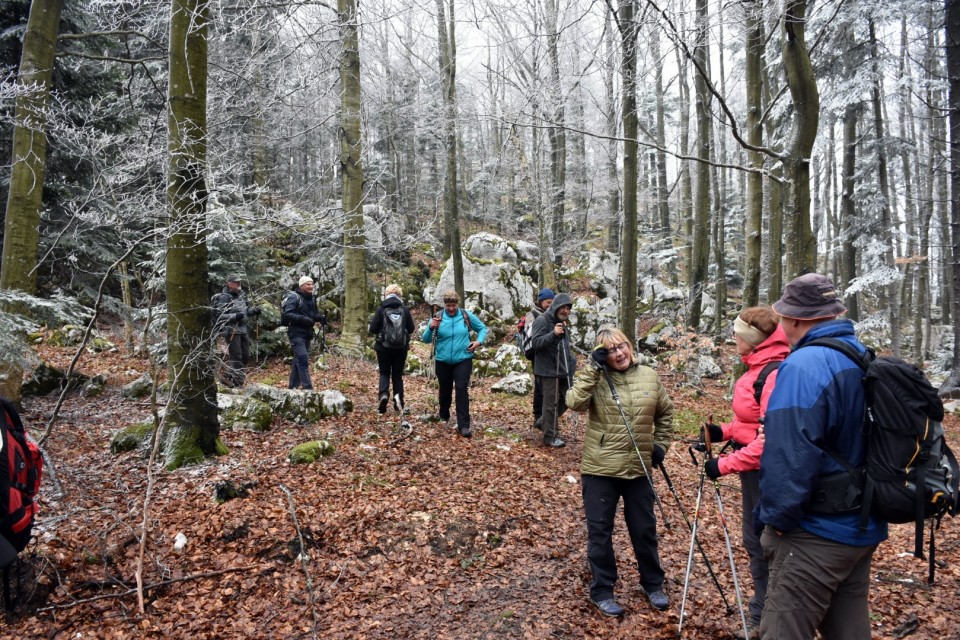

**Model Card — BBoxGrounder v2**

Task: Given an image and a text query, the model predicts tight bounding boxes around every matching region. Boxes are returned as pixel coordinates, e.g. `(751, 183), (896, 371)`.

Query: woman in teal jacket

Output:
(421, 290), (487, 438)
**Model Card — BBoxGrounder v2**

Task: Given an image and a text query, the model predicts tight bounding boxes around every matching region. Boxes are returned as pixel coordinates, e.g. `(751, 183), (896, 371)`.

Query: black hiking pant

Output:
(377, 348), (407, 408)
(436, 359), (472, 430)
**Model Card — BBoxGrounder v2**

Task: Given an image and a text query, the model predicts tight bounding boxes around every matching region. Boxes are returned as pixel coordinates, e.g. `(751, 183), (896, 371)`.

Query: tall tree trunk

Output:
(868, 18), (901, 356)
(546, 0), (566, 268)
(164, 0), (221, 470)
(688, 0), (711, 329)
(618, 0), (639, 345)
(436, 0), (464, 300)
(651, 22), (670, 239)
(677, 15), (692, 288)
(944, 0), (960, 391)
(743, 0), (764, 307)
(338, 0), (367, 356)
(762, 60), (784, 301)
(781, 0), (819, 278)
(603, 10), (620, 253)
(0, 0), (63, 403)
(840, 103), (860, 321)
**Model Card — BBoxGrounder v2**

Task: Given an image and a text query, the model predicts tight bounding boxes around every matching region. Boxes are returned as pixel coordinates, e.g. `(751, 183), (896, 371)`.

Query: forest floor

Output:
(3, 331), (959, 640)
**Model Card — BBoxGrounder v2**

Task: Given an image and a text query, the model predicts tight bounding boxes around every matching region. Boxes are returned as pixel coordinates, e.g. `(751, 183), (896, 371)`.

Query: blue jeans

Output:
(288, 335), (313, 390)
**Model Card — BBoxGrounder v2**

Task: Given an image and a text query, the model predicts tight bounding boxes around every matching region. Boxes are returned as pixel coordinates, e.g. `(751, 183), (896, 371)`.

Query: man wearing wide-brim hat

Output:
(755, 273), (887, 640)
(212, 274), (261, 387)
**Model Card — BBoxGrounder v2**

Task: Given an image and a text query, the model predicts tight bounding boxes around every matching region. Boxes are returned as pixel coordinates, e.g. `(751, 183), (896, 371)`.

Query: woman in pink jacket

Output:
(702, 306), (789, 635)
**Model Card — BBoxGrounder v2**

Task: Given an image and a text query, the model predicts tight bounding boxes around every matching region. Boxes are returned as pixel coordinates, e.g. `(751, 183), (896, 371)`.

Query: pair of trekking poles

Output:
(601, 369), (751, 640)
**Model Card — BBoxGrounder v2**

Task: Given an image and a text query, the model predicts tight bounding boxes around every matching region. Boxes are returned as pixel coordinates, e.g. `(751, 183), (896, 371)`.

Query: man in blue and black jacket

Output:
(756, 273), (887, 640)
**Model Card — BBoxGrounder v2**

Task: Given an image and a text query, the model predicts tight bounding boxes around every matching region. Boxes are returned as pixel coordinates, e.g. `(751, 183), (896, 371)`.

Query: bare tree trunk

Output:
(338, 0), (367, 356)
(781, 0), (819, 278)
(436, 0), (464, 300)
(651, 22), (670, 240)
(603, 10), (620, 253)
(163, 0), (221, 470)
(618, 0), (639, 345)
(0, 0), (63, 403)
(546, 0), (566, 268)
(688, 0), (711, 329)
(840, 103), (860, 321)
(944, 0), (960, 392)
(743, 0), (764, 307)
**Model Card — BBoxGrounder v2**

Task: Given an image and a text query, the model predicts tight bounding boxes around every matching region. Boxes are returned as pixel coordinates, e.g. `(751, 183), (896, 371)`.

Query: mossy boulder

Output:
(80, 374), (107, 398)
(121, 373), (153, 399)
(110, 421), (154, 453)
(289, 440), (335, 464)
(218, 393), (272, 431)
(247, 384), (353, 425)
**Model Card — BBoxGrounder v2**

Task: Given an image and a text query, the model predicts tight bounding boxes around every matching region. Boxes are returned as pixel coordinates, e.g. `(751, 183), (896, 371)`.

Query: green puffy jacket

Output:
(566, 362), (674, 478)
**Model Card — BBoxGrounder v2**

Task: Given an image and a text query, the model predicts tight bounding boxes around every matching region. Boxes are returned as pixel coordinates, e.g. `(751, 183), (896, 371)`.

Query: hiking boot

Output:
(543, 436), (566, 448)
(732, 619), (760, 640)
(378, 394), (388, 414)
(458, 424), (473, 438)
(591, 597), (625, 617)
(394, 397), (403, 413)
(643, 588), (669, 611)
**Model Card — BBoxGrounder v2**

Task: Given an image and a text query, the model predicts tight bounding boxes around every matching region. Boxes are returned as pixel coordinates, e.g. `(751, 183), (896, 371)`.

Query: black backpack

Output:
(804, 338), (959, 580)
(380, 308), (409, 349)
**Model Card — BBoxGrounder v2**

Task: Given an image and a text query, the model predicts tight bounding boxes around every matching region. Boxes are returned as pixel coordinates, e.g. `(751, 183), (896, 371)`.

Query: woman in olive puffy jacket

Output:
(566, 326), (674, 618)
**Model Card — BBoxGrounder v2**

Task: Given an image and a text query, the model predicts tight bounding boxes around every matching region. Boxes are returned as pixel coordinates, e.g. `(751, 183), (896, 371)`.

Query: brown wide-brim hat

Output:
(773, 273), (847, 320)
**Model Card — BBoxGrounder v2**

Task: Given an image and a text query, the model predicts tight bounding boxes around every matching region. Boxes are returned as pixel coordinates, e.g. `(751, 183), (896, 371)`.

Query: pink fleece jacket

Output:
(717, 324), (790, 476)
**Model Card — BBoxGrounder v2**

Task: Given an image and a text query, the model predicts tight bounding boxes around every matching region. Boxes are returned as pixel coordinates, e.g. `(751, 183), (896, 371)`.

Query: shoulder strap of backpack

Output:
(752, 361), (782, 406)
(0, 399), (23, 436)
(461, 309), (470, 330)
(802, 337), (873, 371)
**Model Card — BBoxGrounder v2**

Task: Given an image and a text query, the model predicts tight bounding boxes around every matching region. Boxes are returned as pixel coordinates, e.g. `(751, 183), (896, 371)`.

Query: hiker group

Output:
(207, 272), (957, 638)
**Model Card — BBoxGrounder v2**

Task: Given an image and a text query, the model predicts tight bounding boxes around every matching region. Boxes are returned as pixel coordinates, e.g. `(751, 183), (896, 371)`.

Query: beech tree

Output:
(0, 0), (63, 402)
(163, 0), (221, 470)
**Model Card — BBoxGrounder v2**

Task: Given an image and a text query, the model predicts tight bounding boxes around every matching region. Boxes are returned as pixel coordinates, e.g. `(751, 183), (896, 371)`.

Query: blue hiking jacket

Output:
(420, 308), (487, 364)
(756, 319), (888, 546)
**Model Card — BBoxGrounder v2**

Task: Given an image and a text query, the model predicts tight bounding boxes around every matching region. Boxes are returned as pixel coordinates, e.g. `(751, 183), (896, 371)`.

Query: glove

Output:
(247, 307), (262, 317)
(700, 422), (724, 445)
(651, 444), (665, 467)
(705, 458), (722, 480)
(590, 347), (609, 370)
(317, 313), (328, 325)
(234, 312), (245, 322)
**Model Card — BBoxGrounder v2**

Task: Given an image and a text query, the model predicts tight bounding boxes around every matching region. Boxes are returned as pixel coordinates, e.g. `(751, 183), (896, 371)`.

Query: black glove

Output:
(700, 422), (724, 445)
(705, 458), (722, 480)
(234, 312), (245, 322)
(247, 307), (262, 317)
(651, 444), (665, 467)
(317, 313), (328, 325)
(591, 347), (609, 370)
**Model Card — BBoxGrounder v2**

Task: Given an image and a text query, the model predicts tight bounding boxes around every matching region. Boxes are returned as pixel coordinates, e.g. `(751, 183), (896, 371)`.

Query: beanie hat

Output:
(537, 288), (556, 303)
(298, 276), (314, 287)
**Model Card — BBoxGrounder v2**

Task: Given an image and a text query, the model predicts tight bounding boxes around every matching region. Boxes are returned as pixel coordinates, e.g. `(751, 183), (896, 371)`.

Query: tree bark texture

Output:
(945, 0), (960, 387)
(743, 0), (763, 307)
(436, 0), (464, 301)
(338, 0), (367, 356)
(164, 0), (220, 470)
(688, 0), (710, 329)
(618, 0), (639, 345)
(781, 0), (819, 278)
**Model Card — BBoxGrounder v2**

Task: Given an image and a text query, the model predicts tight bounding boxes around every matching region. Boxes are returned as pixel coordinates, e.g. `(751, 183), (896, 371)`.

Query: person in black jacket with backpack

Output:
(212, 274), (261, 387)
(281, 276), (326, 390)
(368, 284), (415, 413)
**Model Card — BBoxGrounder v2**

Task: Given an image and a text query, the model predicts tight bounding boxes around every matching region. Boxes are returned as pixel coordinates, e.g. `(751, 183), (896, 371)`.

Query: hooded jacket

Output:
(281, 288), (323, 340)
(716, 324), (790, 476)
(566, 362), (673, 478)
(529, 293), (576, 378)
(368, 295), (415, 352)
(756, 319), (888, 546)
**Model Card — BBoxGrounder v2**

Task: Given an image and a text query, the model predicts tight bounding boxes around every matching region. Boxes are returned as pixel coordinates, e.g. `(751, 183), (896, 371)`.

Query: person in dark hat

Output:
(212, 274), (260, 387)
(518, 287), (555, 429)
(755, 274), (887, 640)
(529, 291), (575, 448)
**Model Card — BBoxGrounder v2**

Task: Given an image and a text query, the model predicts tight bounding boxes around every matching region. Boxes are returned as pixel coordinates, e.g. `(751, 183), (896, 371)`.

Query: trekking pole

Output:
(562, 330), (580, 438)
(705, 430), (751, 640)
(600, 369), (669, 529)
(678, 444), (710, 638)
(658, 461), (732, 612)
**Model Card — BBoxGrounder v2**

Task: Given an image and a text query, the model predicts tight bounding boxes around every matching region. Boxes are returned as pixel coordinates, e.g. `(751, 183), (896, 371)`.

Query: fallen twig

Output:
(36, 565), (260, 611)
(279, 484), (320, 640)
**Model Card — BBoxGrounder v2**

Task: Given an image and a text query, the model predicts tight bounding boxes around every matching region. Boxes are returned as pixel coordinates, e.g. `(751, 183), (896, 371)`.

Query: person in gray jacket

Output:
(529, 292), (576, 447)
(212, 274), (260, 387)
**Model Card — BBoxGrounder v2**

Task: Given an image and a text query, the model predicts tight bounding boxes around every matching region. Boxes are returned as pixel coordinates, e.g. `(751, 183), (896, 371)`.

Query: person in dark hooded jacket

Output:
(529, 292), (576, 447)
(281, 276), (326, 390)
(368, 284), (415, 413)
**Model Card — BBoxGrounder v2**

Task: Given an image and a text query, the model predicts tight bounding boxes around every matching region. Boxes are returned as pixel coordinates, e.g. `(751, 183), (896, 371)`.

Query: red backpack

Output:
(0, 398), (42, 557)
